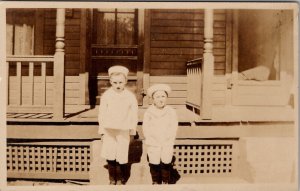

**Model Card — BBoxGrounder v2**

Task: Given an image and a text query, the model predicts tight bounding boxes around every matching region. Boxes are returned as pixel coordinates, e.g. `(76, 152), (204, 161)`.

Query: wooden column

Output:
(79, 9), (89, 105)
(53, 9), (65, 120)
(143, 9), (151, 107)
(137, 9), (145, 106)
(201, 9), (214, 119)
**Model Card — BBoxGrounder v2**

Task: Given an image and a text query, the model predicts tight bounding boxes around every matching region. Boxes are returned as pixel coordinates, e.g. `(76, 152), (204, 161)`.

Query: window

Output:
(94, 9), (137, 45)
(6, 9), (35, 55)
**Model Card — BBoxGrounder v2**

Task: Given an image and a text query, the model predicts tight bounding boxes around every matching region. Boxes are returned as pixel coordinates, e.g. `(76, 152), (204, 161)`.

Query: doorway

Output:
(89, 8), (142, 106)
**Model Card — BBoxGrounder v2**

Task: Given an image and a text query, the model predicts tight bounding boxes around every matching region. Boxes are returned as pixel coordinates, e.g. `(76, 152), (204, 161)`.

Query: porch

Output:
(6, 104), (294, 123)
(5, 8), (296, 185)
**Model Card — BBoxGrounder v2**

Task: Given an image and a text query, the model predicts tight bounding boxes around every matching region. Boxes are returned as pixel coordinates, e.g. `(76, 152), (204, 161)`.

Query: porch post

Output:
(201, 9), (214, 119)
(53, 9), (65, 120)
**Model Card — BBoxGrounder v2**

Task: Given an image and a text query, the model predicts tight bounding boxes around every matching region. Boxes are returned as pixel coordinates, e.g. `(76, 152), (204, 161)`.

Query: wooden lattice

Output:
(173, 140), (238, 176)
(7, 142), (91, 180)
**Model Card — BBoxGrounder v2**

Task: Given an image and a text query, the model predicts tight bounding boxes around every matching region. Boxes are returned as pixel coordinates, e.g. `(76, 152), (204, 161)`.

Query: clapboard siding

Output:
(213, 11), (227, 75)
(212, 76), (227, 105)
(43, 9), (82, 76)
(149, 76), (187, 105)
(43, 9), (56, 56)
(8, 76), (82, 106)
(149, 9), (227, 76)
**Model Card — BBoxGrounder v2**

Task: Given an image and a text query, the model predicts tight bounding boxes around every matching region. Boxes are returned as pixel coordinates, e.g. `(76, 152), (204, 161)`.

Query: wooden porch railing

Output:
(7, 55), (54, 113)
(186, 58), (202, 115)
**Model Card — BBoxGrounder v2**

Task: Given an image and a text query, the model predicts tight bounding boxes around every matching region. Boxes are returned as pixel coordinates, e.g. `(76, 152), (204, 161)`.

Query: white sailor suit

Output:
(142, 104), (178, 164)
(98, 87), (138, 164)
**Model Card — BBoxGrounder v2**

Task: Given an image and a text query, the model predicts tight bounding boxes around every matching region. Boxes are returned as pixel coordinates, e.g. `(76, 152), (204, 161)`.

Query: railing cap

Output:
(187, 58), (203, 66)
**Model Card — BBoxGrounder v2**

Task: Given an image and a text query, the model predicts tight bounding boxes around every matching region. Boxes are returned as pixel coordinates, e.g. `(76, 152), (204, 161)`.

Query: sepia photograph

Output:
(0, 2), (298, 191)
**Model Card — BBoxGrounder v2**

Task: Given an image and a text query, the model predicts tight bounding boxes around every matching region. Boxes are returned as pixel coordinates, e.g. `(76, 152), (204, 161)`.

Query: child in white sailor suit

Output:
(142, 84), (178, 184)
(98, 65), (138, 185)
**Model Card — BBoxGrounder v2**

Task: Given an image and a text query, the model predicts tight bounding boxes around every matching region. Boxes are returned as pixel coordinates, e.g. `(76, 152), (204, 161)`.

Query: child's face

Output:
(152, 90), (167, 109)
(110, 74), (127, 93)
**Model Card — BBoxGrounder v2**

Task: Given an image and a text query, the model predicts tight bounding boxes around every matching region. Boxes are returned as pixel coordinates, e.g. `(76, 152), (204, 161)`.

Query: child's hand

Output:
(129, 129), (136, 136)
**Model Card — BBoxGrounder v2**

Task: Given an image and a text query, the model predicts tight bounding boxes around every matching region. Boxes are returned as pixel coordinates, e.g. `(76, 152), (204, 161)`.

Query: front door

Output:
(89, 8), (143, 106)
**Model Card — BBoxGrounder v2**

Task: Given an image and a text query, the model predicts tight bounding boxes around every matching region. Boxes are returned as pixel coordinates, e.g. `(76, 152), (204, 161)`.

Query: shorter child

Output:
(98, 65), (138, 185)
(142, 84), (178, 184)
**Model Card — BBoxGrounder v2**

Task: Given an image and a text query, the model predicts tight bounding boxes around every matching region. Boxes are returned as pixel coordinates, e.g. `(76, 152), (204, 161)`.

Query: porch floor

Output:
(6, 105), (294, 123)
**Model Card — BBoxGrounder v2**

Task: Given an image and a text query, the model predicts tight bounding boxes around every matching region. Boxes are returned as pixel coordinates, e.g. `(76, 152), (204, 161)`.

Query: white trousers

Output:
(147, 144), (173, 165)
(101, 129), (130, 164)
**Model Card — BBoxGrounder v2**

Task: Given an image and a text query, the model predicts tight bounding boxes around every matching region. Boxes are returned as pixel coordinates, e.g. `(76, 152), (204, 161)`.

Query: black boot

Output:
(120, 163), (129, 184)
(161, 163), (171, 184)
(149, 163), (162, 184)
(107, 160), (116, 185)
(115, 162), (127, 185)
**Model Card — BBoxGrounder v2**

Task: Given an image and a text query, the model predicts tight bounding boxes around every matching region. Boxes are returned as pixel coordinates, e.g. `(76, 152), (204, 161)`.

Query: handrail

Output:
(186, 58), (203, 66)
(7, 55), (54, 62)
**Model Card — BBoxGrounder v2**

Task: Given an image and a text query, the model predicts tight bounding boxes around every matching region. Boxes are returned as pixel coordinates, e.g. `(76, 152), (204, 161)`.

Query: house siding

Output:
(43, 9), (82, 76)
(149, 9), (227, 76)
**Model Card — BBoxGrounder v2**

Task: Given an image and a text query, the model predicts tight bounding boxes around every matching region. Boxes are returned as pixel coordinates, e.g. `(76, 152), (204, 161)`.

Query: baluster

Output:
(41, 62), (46, 105)
(29, 62), (34, 105)
(7, 62), (9, 105)
(16, 62), (22, 105)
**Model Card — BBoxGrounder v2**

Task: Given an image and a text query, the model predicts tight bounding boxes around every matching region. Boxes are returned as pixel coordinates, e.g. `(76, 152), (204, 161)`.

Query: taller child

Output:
(98, 65), (138, 185)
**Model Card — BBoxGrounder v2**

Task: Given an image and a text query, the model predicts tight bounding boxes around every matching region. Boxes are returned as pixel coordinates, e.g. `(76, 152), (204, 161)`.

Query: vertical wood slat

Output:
(16, 62), (22, 105)
(72, 147), (76, 172)
(78, 147), (82, 172)
(7, 62), (9, 105)
(37, 147), (41, 172)
(84, 147), (88, 172)
(49, 147), (53, 172)
(43, 147), (47, 172)
(8, 146), (13, 171)
(20, 146), (24, 172)
(32, 147), (36, 172)
(29, 62), (34, 105)
(61, 147), (65, 172)
(26, 146), (30, 172)
(14, 147), (18, 172)
(41, 62), (46, 105)
(66, 147), (70, 172)
(53, 147), (57, 172)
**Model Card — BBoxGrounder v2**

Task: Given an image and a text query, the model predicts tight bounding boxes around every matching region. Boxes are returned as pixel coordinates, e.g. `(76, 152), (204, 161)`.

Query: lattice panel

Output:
(7, 143), (91, 180)
(173, 141), (238, 176)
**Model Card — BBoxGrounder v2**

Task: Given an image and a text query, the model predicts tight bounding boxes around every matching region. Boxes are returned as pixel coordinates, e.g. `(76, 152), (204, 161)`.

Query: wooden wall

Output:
(149, 9), (227, 76)
(43, 9), (82, 76)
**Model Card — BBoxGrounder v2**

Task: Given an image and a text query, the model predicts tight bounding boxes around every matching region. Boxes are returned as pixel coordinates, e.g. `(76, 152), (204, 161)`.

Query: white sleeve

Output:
(142, 111), (151, 139)
(129, 95), (138, 135)
(166, 109), (178, 145)
(98, 94), (107, 134)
